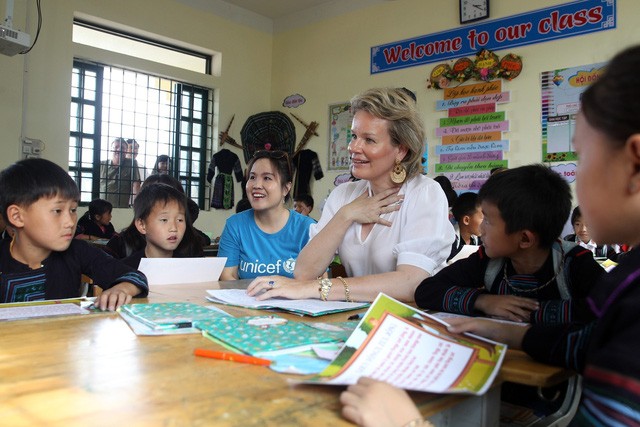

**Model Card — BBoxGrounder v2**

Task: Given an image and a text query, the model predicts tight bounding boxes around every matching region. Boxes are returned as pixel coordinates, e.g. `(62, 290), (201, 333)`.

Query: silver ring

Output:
(268, 280), (275, 288)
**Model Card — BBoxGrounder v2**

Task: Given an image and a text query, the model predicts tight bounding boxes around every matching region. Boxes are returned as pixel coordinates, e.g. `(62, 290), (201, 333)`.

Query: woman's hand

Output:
(341, 188), (404, 227)
(246, 276), (317, 301)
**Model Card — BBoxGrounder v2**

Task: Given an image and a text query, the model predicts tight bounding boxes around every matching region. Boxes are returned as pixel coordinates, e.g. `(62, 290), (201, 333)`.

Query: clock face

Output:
(460, 0), (490, 24)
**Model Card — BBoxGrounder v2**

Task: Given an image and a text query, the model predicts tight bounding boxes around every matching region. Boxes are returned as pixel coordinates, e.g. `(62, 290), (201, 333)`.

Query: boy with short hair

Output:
(0, 158), (148, 311)
(415, 164), (603, 325)
(293, 193), (314, 217)
(448, 191), (482, 261)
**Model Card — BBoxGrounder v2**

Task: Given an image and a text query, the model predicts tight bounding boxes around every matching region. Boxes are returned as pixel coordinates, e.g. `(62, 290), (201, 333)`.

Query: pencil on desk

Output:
(194, 349), (272, 366)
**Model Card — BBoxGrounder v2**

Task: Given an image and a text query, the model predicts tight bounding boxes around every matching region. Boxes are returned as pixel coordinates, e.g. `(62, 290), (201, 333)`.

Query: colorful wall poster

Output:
(435, 81), (509, 192)
(541, 61), (606, 162)
(328, 102), (353, 170)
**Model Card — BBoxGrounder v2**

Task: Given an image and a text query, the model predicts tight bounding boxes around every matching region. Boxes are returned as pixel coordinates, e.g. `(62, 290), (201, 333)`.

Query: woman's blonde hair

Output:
(350, 88), (425, 180)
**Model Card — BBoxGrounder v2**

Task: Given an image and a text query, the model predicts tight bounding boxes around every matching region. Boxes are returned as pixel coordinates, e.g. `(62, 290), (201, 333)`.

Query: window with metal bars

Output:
(69, 60), (212, 208)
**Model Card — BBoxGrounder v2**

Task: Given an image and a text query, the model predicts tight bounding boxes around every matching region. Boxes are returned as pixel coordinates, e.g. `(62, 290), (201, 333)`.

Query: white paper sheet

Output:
(138, 257), (227, 285)
(0, 303), (89, 321)
(447, 245), (480, 264)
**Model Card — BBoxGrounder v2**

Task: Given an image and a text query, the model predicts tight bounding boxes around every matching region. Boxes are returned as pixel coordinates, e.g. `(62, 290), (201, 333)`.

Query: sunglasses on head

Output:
(253, 150), (289, 160)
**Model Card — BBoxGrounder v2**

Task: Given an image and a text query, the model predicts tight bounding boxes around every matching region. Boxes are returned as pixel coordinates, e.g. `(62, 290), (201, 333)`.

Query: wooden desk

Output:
(0, 282), (573, 427)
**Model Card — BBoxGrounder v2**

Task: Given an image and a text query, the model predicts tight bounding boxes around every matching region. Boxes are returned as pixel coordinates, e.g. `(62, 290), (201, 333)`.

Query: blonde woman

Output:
(248, 88), (454, 302)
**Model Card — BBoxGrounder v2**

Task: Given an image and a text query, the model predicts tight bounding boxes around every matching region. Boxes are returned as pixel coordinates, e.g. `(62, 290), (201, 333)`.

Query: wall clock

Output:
(460, 0), (490, 24)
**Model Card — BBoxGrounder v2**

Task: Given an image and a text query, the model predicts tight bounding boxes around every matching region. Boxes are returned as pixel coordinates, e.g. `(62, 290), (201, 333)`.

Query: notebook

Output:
(119, 302), (228, 330)
(195, 316), (355, 356)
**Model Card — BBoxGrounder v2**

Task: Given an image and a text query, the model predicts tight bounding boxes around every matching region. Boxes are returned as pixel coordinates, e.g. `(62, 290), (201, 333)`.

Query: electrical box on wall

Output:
(21, 137), (44, 159)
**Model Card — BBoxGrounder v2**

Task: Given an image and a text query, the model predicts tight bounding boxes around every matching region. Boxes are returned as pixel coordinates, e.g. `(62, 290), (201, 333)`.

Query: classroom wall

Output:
(1, 0), (639, 236)
(0, 0), (272, 235)
(270, 0), (640, 218)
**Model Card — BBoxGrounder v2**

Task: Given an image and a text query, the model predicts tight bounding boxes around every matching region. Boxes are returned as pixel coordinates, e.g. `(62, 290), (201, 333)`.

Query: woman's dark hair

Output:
(246, 150), (293, 202)
(0, 158), (79, 224)
(581, 45), (640, 147)
(433, 175), (458, 208)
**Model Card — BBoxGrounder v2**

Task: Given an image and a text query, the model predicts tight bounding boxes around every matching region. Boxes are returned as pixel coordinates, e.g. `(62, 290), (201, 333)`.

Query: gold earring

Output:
(390, 159), (407, 184)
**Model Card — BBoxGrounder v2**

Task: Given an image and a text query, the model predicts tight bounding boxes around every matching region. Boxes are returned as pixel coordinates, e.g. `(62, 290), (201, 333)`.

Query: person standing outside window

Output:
(100, 138), (140, 208)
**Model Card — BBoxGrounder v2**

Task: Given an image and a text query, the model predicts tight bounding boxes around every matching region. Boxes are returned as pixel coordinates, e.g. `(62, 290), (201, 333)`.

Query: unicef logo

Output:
(283, 258), (296, 274)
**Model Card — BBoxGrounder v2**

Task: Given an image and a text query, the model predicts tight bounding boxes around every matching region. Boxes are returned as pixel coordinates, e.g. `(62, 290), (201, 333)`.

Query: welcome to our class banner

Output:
(371, 0), (616, 74)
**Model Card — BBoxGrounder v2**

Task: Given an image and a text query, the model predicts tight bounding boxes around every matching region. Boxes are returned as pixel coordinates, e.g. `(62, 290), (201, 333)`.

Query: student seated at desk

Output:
(293, 193), (314, 217)
(217, 150), (315, 280)
(415, 164), (603, 325)
(107, 174), (203, 259)
(447, 191), (482, 262)
(122, 183), (193, 268)
(564, 205), (620, 262)
(75, 198), (116, 241)
(342, 46), (640, 427)
(0, 158), (148, 311)
(247, 88), (454, 302)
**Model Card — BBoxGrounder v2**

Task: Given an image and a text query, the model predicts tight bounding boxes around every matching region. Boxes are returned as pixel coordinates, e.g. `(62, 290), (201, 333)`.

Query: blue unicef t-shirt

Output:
(217, 209), (315, 279)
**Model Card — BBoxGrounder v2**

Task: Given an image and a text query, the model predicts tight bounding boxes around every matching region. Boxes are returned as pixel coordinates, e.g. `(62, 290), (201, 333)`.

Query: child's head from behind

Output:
(478, 164), (571, 257)
(133, 183), (187, 257)
(575, 45), (640, 246)
(452, 192), (482, 237)
(0, 158), (80, 253)
(88, 199), (113, 226)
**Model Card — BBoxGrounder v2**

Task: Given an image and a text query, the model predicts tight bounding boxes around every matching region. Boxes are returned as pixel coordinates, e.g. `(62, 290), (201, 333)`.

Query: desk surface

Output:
(0, 282), (572, 426)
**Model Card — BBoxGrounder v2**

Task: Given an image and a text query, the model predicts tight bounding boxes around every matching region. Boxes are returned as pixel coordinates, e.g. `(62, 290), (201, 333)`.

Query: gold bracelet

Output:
(336, 276), (352, 302)
(318, 277), (333, 301)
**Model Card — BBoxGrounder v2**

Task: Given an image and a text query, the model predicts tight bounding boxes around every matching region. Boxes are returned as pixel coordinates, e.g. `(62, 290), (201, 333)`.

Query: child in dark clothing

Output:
(448, 191), (482, 261)
(0, 158), (148, 311)
(341, 45), (640, 427)
(122, 183), (188, 268)
(564, 205), (619, 261)
(107, 174), (203, 259)
(75, 198), (116, 241)
(416, 164), (602, 324)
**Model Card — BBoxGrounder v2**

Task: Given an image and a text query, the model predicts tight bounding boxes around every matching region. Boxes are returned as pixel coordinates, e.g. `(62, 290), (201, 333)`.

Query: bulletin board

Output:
(541, 61), (606, 162)
(328, 102), (353, 170)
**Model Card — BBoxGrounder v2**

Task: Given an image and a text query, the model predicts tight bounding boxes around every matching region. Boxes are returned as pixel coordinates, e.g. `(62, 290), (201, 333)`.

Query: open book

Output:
(292, 293), (507, 395)
(206, 288), (369, 317)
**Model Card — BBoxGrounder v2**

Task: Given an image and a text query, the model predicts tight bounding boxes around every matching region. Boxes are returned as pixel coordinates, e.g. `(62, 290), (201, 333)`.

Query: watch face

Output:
(460, 0), (489, 23)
